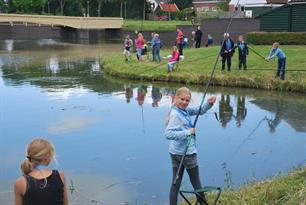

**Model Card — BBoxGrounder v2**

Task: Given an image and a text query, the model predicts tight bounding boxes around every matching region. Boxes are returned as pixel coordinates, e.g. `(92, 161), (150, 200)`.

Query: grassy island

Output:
(103, 45), (306, 93)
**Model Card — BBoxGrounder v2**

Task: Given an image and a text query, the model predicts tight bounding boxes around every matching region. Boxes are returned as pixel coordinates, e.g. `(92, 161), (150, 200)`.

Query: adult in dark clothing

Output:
(220, 33), (235, 71)
(195, 26), (203, 48)
(237, 35), (249, 70)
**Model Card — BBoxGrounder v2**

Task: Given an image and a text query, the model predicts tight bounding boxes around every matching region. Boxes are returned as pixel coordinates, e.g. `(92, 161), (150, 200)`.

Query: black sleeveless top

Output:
(23, 170), (64, 205)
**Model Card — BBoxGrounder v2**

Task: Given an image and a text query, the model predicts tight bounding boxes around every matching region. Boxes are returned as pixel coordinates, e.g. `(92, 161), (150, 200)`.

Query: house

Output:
(193, 0), (229, 12)
(193, 0), (220, 12)
(229, 0), (288, 17)
(153, 2), (180, 20)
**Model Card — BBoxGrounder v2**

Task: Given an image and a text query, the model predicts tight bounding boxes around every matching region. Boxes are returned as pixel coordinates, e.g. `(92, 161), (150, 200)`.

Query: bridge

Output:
(0, 13), (123, 29)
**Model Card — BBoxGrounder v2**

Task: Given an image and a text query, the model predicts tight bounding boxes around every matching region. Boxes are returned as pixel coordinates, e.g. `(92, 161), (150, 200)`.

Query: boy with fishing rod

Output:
(265, 42), (286, 80)
(165, 87), (216, 205)
(14, 138), (68, 205)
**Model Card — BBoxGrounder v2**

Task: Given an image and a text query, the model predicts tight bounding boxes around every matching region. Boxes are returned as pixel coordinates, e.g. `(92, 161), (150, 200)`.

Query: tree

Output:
(12, 0), (47, 14)
(58, 0), (65, 15)
(218, 0), (229, 11)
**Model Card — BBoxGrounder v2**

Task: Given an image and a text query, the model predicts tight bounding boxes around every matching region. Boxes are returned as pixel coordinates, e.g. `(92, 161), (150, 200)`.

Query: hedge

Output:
(247, 32), (306, 45)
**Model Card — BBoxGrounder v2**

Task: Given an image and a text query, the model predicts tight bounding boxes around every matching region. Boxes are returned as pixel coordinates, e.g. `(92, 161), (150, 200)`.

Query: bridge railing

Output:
(0, 13), (123, 29)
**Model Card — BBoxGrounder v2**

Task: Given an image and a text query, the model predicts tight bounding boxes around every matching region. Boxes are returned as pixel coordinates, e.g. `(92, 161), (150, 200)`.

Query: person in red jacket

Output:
(167, 46), (179, 73)
(176, 28), (184, 56)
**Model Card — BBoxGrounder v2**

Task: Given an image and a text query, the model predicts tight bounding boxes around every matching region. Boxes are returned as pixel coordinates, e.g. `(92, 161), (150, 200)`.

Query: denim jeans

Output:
(276, 58), (286, 80)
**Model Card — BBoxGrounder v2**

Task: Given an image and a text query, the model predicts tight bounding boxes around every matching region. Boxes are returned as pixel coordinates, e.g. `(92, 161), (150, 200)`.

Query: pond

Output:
(0, 39), (305, 205)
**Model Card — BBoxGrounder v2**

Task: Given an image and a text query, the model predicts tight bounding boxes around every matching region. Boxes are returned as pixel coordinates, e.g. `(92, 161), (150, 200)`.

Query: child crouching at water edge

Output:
(165, 87), (216, 205)
(265, 42), (286, 80)
(14, 138), (68, 205)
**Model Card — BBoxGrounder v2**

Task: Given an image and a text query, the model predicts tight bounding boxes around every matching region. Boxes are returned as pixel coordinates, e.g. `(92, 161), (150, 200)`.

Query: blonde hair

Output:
(21, 138), (55, 175)
(175, 87), (191, 98)
(165, 87), (191, 126)
(273, 42), (279, 48)
(137, 33), (144, 42)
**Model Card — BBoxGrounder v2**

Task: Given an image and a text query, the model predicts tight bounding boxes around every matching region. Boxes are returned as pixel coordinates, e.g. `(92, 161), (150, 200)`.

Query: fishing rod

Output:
(173, 0), (242, 185)
(248, 46), (267, 61)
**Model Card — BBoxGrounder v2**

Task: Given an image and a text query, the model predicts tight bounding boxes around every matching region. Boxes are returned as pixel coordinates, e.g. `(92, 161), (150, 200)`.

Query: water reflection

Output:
(151, 86), (162, 107)
(235, 96), (247, 127)
(136, 85), (147, 106)
(219, 94), (234, 128)
(124, 84), (133, 103)
(47, 54), (60, 74)
(251, 98), (306, 133)
(4, 40), (14, 52)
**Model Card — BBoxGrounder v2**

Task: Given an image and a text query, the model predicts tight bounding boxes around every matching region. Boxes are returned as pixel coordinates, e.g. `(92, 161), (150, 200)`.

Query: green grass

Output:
(183, 168), (306, 205)
(102, 45), (306, 93)
(123, 19), (192, 31)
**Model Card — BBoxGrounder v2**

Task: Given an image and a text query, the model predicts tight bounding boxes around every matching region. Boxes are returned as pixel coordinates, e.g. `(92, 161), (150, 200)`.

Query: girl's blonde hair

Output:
(175, 87), (191, 98)
(165, 87), (191, 126)
(21, 138), (55, 175)
(137, 33), (144, 42)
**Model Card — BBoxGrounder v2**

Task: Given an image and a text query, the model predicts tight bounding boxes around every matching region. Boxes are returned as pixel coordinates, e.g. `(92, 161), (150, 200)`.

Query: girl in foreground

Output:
(14, 138), (68, 205)
(165, 87), (216, 205)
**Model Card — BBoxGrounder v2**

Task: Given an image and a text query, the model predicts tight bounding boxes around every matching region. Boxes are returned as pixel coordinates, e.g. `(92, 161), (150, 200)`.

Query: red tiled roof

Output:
(159, 3), (180, 12)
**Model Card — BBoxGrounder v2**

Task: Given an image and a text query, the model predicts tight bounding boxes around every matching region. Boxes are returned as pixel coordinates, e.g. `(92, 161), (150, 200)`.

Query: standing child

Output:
(135, 33), (145, 62)
(167, 46), (179, 73)
(123, 34), (133, 62)
(265, 42), (286, 80)
(237, 35), (249, 70)
(165, 87), (216, 205)
(14, 138), (68, 205)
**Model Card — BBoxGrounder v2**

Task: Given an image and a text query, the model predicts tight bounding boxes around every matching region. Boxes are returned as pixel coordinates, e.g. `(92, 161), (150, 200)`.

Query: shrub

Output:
(247, 32), (306, 45)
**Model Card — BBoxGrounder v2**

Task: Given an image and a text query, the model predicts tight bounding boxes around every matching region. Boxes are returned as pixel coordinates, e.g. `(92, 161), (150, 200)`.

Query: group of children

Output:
(122, 30), (184, 73)
(124, 31), (287, 80)
(221, 33), (286, 80)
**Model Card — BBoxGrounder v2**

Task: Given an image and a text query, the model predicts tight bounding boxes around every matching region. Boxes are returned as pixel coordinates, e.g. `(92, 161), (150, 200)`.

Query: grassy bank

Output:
(123, 19), (192, 31)
(103, 45), (306, 93)
(184, 168), (306, 205)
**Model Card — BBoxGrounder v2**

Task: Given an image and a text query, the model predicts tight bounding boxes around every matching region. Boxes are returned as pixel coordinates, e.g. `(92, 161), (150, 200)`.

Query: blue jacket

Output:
(268, 48), (286, 60)
(165, 103), (212, 155)
(151, 36), (161, 49)
(221, 38), (235, 56)
(237, 41), (249, 56)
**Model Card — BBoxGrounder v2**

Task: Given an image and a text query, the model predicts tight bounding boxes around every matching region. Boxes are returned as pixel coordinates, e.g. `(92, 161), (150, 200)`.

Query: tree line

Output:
(1, 0), (193, 18)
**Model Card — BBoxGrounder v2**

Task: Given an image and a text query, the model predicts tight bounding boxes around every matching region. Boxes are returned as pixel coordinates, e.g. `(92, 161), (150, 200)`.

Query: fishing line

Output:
(173, 0), (242, 185)
(248, 46), (267, 61)
(247, 68), (306, 72)
(225, 116), (269, 163)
